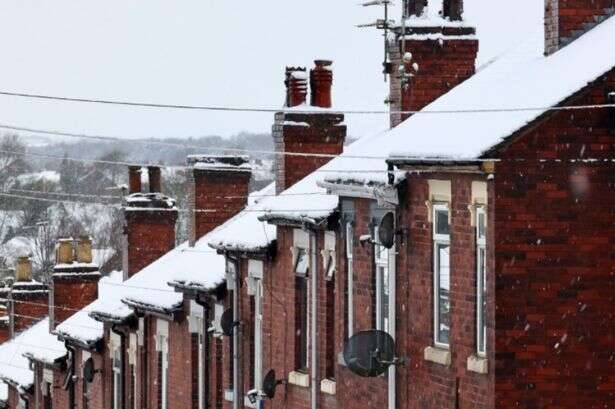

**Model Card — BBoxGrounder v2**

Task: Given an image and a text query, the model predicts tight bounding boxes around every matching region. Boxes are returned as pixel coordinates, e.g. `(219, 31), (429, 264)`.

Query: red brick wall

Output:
(125, 211), (177, 277)
(191, 169), (251, 241)
(393, 174), (495, 409)
(492, 70), (615, 408)
(51, 276), (99, 329)
(545, 0), (615, 55)
(0, 323), (8, 343)
(273, 113), (346, 194)
(389, 30), (478, 127)
(11, 289), (48, 335)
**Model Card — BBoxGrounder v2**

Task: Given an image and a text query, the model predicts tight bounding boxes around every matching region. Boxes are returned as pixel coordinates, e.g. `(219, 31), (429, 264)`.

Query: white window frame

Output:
(197, 317), (204, 409)
(433, 203), (451, 349)
(346, 222), (354, 337)
(160, 334), (169, 409)
(476, 206), (487, 357)
(374, 226), (390, 334)
(253, 278), (263, 395)
(112, 347), (122, 409)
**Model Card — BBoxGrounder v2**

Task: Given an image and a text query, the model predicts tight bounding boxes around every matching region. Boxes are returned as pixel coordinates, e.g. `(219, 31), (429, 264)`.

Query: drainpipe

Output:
(195, 295), (210, 409)
(309, 230), (318, 409)
(111, 324), (126, 409)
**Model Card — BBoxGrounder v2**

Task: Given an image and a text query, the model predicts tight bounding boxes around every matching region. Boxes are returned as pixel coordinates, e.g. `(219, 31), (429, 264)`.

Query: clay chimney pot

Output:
(128, 166), (142, 194)
(76, 236), (93, 264)
(15, 256), (32, 282)
(57, 239), (74, 264)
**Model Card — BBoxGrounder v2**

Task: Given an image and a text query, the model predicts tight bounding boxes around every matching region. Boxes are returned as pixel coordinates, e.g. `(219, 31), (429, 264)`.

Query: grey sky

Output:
(0, 1), (542, 144)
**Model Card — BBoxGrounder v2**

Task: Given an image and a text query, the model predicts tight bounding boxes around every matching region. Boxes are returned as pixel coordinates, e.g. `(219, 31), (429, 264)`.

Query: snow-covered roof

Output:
(56, 271), (123, 346)
(385, 15), (615, 160)
(187, 155), (252, 172)
(207, 182), (278, 253)
(0, 318), (66, 392)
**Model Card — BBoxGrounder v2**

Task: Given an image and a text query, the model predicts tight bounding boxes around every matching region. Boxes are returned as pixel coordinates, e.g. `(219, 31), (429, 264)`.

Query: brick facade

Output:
(389, 26), (478, 128)
(545, 0), (615, 55)
(9, 282), (48, 337)
(490, 69), (615, 408)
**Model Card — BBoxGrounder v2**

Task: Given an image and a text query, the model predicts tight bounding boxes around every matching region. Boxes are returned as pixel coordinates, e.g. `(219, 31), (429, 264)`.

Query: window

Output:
(295, 274), (309, 371)
(253, 279), (263, 393)
(374, 226), (390, 333)
(476, 206), (487, 356)
(197, 317), (204, 409)
(345, 222), (354, 337)
(433, 203), (451, 348)
(294, 248), (309, 275)
(293, 230), (310, 372)
(112, 347), (122, 409)
(160, 335), (169, 409)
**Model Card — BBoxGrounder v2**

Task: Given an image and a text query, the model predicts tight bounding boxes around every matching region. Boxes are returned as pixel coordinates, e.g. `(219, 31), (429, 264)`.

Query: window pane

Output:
(295, 248), (309, 275)
(325, 255), (335, 280)
(296, 277), (309, 370)
(478, 247), (487, 354)
(437, 244), (450, 345)
(478, 211), (486, 239)
(346, 223), (354, 256)
(435, 209), (450, 235)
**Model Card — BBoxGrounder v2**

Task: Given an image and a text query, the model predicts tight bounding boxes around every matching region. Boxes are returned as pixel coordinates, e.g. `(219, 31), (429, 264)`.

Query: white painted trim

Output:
(248, 259), (264, 279)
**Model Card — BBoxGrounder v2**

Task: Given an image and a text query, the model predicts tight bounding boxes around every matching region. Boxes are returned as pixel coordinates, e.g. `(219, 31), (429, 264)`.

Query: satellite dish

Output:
(343, 330), (396, 377)
(220, 309), (234, 337)
(83, 358), (95, 383)
(378, 212), (395, 249)
(262, 369), (284, 399)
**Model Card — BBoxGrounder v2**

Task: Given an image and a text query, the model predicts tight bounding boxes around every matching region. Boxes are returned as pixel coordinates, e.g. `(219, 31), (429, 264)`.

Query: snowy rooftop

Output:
(56, 271), (123, 346)
(385, 15), (615, 160)
(0, 318), (66, 392)
(219, 15), (615, 225)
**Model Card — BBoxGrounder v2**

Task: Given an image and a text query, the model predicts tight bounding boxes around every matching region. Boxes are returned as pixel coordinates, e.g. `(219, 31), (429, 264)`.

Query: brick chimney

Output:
(390, 0), (478, 127)
(49, 237), (100, 330)
(8, 256), (48, 338)
(545, 0), (615, 55)
(123, 165), (178, 278)
(274, 60), (347, 194)
(186, 155), (253, 245)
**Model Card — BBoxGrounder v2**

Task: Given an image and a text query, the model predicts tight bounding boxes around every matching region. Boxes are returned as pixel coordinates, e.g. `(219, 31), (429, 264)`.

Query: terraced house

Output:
(0, 0), (613, 408)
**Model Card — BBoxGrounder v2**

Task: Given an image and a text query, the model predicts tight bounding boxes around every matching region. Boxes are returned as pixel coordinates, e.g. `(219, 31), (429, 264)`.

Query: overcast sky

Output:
(0, 0), (543, 144)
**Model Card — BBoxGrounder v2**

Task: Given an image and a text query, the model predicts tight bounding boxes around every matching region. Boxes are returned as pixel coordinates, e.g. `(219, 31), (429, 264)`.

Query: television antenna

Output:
(357, 0), (396, 81)
(343, 330), (408, 377)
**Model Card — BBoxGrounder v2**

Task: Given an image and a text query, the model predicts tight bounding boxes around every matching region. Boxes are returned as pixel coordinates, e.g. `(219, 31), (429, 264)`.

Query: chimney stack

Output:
(186, 155), (252, 246)
(9, 256), (48, 337)
(274, 60), (346, 194)
(123, 166), (178, 278)
(148, 166), (162, 193)
(391, 0), (477, 127)
(129, 166), (142, 194)
(544, 0), (614, 56)
(50, 237), (100, 330)
(285, 67), (308, 107)
(310, 60), (333, 108)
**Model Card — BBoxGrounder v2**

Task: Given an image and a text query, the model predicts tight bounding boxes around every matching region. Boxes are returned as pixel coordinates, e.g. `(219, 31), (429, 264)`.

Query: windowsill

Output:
(320, 379), (336, 395)
(423, 346), (451, 366)
(224, 389), (234, 402)
(467, 355), (488, 374)
(243, 396), (256, 408)
(288, 371), (310, 388)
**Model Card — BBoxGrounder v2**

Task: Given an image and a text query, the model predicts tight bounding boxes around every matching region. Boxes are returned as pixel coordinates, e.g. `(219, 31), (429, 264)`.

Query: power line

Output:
(0, 191), (344, 214)
(1, 89), (615, 115)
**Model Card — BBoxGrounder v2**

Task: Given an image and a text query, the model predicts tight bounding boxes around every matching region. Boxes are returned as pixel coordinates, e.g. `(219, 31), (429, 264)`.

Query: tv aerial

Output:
(343, 330), (407, 377)
(357, 0), (396, 81)
(378, 212), (396, 249)
(220, 308), (238, 337)
(83, 358), (101, 383)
